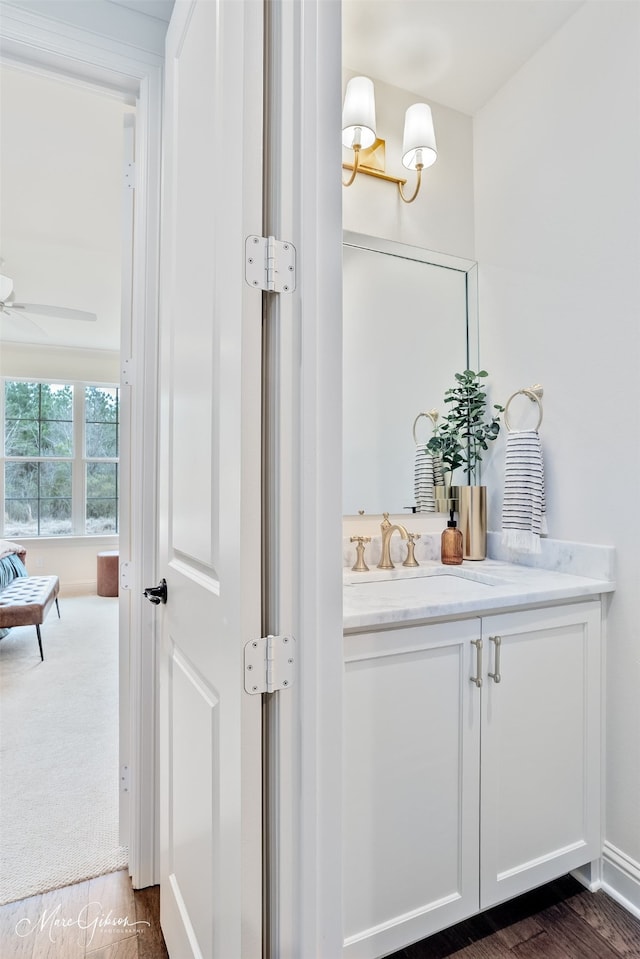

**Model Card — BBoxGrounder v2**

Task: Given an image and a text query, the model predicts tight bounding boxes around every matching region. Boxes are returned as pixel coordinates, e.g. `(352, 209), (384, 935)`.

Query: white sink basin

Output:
(344, 565), (503, 588)
(345, 571), (495, 599)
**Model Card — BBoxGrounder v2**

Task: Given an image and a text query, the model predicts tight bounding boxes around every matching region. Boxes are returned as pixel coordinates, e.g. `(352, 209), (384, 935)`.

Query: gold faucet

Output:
(378, 513), (409, 569)
(350, 535), (371, 572)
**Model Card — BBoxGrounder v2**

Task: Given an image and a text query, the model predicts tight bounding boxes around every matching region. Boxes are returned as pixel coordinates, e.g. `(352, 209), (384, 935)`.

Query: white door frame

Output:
(263, 2), (344, 955)
(0, 2), (163, 888)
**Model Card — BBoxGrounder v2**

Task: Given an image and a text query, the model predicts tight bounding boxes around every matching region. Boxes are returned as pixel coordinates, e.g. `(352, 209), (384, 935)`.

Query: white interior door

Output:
(118, 111), (135, 850)
(157, 2), (263, 956)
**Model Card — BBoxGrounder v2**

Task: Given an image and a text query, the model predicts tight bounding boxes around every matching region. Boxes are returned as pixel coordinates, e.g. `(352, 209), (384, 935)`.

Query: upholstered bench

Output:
(0, 575), (60, 661)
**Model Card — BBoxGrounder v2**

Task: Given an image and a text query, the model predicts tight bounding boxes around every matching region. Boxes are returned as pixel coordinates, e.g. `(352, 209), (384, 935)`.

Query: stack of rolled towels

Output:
(414, 445), (445, 512)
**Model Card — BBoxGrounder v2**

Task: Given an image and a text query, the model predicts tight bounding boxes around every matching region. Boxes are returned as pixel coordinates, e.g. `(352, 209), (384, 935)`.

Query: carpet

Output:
(0, 593), (127, 904)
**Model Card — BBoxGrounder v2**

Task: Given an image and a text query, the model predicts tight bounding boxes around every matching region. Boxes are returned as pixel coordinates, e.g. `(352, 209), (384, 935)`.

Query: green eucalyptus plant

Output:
(427, 369), (504, 486)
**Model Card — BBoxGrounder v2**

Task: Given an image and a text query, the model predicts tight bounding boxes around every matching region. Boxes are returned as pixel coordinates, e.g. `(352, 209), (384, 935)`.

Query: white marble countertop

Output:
(343, 559), (615, 631)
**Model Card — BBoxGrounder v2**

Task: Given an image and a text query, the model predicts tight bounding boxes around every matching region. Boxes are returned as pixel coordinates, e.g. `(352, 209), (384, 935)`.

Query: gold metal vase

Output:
(434, 485), (459, 514)
(458, 485), (487, 560)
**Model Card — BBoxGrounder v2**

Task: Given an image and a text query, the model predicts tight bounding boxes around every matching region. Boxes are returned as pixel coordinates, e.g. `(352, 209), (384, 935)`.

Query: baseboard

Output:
(601, 841), (640, 920)
(571, 860), (602, 892)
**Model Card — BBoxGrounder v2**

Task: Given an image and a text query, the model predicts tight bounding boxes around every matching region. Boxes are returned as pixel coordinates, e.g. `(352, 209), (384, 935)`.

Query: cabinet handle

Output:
(470, 639), (483, 687)
(488, 635), (502, 683)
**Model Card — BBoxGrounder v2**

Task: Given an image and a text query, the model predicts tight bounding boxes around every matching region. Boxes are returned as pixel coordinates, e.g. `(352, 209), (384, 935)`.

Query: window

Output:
(85, 386), (119, 534)
(2, 379), (119, 537)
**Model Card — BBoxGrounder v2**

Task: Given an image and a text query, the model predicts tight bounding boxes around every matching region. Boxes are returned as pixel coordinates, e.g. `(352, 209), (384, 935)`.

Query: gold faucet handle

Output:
(350, 535), (372, 572)
(403, 532), (421, 568)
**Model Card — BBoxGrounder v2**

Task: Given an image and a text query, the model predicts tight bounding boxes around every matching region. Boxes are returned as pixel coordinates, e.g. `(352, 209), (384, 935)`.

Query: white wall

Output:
(474, 0), (640, 897)
(14, 535), (118, 594)
(0, 342), (120, 382)
(0, 61), (131, 353)
(342, 72), (475, 258)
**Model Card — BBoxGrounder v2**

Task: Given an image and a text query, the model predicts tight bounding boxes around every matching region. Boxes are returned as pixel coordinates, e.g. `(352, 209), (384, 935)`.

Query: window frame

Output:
(84, 383), (120, 536)
(1, 377), (120, 539)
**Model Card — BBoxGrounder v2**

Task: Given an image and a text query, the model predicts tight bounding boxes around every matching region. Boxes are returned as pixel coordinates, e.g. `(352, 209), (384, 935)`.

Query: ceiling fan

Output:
(0, 273), (97, 324)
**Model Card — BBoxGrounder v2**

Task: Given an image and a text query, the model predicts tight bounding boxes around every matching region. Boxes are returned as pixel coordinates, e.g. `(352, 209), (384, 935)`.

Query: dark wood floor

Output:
(2, 871), (639, 958)
(387, 875), (640, 959)
(0, 870), (169, 959)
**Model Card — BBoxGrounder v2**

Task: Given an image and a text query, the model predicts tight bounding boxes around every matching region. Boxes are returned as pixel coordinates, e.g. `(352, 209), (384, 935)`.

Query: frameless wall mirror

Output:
(343, 232), (479, 515)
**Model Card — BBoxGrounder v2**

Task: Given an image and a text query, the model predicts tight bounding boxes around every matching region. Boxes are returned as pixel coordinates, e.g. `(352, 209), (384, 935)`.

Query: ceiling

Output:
(0, 1), (584, 353)
(343, 1), (584, 115)
(105, 0), (174, 23)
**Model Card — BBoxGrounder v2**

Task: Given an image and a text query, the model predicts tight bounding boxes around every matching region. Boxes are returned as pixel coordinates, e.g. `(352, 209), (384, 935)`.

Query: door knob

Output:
(144, 578), (167, 605)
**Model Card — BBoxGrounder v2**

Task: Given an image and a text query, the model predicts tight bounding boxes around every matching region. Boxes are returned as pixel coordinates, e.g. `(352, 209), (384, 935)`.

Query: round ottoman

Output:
(97, 550), (119, 597)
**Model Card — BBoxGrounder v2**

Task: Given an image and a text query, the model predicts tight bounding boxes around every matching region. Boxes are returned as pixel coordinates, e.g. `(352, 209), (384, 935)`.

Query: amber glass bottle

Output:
(441, 510), (463, 565)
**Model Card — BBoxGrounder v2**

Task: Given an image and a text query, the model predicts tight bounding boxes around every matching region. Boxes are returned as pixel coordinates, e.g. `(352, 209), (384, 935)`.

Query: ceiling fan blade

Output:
(0, 274), (14, 301)
(9, 303), (98, 322)
(2, 309), (49, 338)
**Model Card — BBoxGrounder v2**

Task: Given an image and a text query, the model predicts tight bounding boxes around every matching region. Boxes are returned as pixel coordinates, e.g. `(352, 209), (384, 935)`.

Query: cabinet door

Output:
(343, 620), (480, 959)
(480, 602), (601, 909)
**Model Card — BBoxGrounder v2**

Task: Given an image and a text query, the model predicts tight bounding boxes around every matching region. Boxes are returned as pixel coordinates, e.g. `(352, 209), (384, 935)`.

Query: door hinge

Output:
(244, 635), (295, 694)
(124, 161), (135, 190)
(245, 235), (296, 293)
(120, 561), (133, 591)
(120, 765), (130, 793)
(121, 357), (134, 386)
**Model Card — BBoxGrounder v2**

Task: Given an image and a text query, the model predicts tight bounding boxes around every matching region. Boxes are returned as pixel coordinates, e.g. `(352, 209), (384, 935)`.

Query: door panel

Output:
(343, 622), (480, 958)
(159, 1), (263, 957)
(169, 12), (218, 564)
(169, 649), (220, 959)
(480, 603), (601, 909)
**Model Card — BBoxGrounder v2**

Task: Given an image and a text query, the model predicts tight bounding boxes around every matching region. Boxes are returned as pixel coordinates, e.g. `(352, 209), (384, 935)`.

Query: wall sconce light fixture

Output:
(342, 76), (437, 204)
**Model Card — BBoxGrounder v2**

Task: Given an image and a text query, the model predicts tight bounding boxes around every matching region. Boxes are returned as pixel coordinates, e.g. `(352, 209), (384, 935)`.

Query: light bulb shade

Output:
(402, 103), (437, 170)
(342, 76), (377, 150)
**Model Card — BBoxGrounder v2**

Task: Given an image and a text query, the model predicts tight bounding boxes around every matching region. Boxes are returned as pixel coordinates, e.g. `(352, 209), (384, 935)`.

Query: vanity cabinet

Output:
(343, 618), (481, 958)
(343, 600), (602, 959)
(479, 603), (601, 909)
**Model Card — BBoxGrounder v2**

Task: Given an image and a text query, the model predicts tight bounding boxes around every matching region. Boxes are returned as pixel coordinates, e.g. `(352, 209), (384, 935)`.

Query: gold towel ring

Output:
(504, 384), (544, 432)
(413, 409), (439, 444)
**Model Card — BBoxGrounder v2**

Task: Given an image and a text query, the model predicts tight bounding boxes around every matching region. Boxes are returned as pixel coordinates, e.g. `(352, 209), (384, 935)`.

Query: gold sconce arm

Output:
(342, 144), (361, 187)
(341, 162), (408, 188)
(342, 138), (408, 191)
(398, 164), (423, 204)
(341, 138), (425, 202)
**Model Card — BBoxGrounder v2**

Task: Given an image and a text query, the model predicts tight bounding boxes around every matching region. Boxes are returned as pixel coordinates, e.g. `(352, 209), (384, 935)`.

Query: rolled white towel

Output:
(501, 430), (547, 553)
